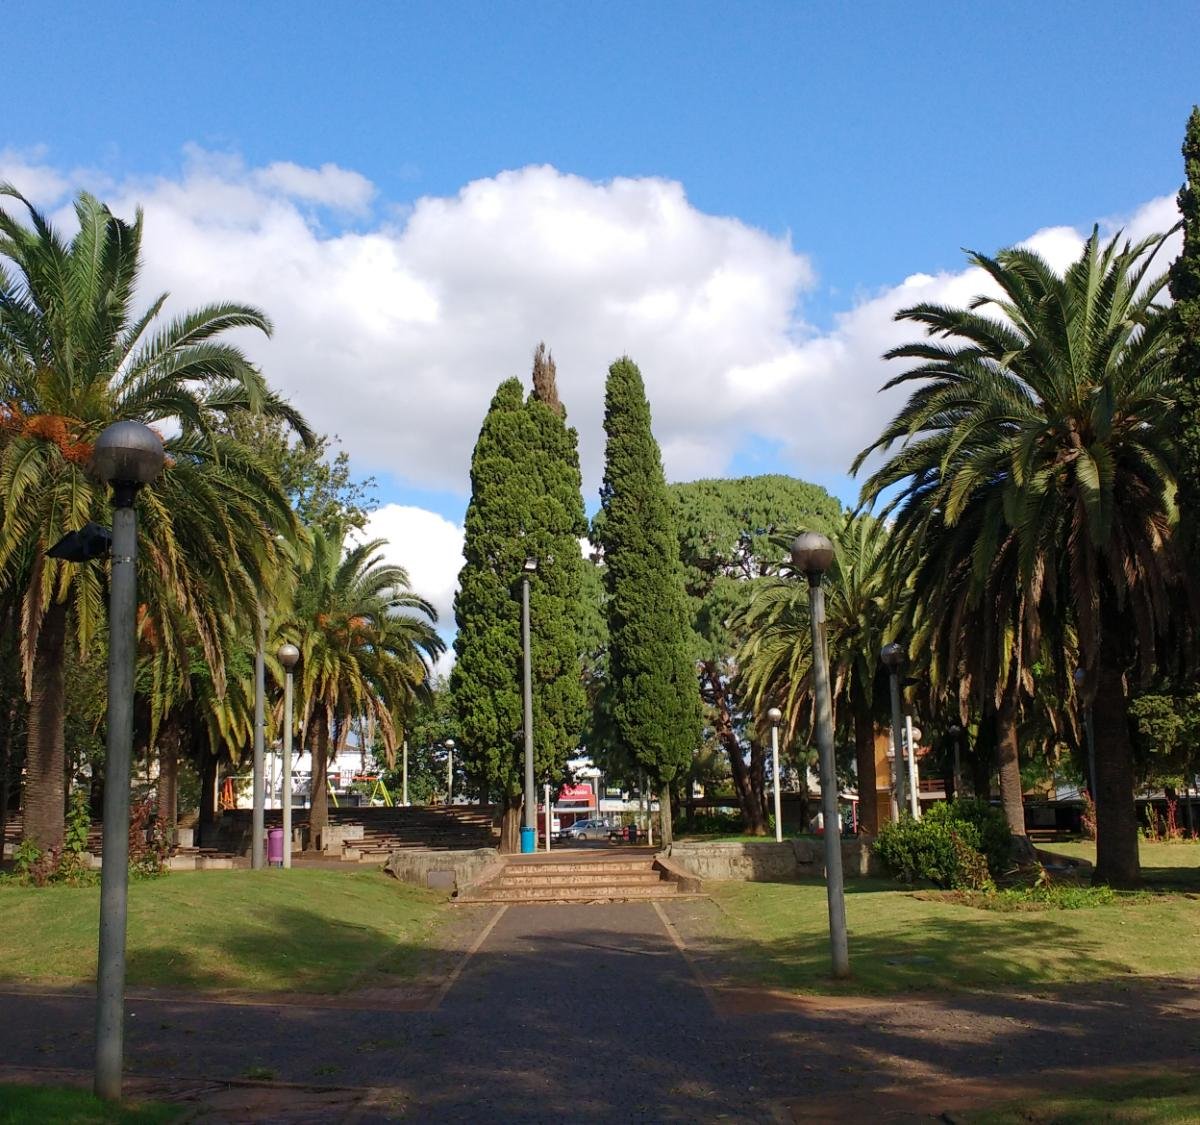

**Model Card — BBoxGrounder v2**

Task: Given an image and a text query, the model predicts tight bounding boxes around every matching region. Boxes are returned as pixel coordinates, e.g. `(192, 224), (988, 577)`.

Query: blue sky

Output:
(4, 1), (1197, 632)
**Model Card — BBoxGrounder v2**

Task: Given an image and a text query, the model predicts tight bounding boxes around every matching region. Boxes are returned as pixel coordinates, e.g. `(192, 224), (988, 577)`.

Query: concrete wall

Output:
(666, 837), (880, 882)
(382, 847), (501, 892)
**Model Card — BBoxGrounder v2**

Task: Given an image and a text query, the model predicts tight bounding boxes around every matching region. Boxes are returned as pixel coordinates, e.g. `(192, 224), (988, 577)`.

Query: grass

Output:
(0, 868), (447, 993)
(965, 1072), (1200, 1123)
(1044, 840), (1200, 890)
(0, 1084), (178, 1123)
(707, 876), (1200, 994)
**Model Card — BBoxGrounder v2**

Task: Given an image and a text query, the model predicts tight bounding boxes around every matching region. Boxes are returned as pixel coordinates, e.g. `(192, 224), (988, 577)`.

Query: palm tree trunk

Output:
(853, 704), (878, 836)
(308, 705), (330, 852)
(156, 716), (180, 848)
(1092, 649), (1141, 888)
(23, 600), (69, 851)
(0, 700), (15, 863)
(995, 688), (1035, 863)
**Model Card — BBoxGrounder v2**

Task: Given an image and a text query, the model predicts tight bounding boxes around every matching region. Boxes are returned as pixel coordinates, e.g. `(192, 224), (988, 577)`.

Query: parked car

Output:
(559, 817), (610, 841)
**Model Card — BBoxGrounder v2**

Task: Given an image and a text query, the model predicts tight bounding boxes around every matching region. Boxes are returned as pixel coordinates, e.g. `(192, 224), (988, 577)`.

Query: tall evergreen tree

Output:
(1170, 106), (1200, 562)
(452, 347), (588, 851)
(593, 357), (701, 844)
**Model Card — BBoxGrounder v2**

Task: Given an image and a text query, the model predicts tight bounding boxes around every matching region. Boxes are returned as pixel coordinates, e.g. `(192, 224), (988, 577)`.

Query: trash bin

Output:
(267, 827), (284, 867)
(520, 826), (536, 854)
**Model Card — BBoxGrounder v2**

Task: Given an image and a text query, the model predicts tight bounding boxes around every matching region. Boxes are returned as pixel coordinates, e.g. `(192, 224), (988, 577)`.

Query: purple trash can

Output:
(267, 827), (284, 867)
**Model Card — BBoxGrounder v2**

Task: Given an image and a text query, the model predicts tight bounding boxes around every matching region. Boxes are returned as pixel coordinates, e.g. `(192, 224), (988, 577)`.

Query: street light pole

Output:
(252, 606), (266, 869)
(521, 558), (537, 833)
(277, 643), (299, 870)
(792, 532), (850, 979)
(1074, 668), (1097, 800)
(91, 421), (164, 1101)
(768, 707), (784, 843)
(881, 643), (906, 820)
(402, 740), (409, 806)
(948, 724), (963, 800)
(444, 739), (455, 803)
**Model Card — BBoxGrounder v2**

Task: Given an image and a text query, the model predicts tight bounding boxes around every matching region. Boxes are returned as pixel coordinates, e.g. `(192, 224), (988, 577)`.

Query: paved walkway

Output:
(2, 899), (1198, 1121)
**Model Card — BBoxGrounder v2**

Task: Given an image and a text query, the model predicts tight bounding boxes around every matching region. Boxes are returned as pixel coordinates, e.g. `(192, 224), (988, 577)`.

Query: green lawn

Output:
(965, 1073), (1200, 1123)
(708, 877), (1200, 994)
(1045, 840), (1200, 889)
(0, 869), (447, 993)
(0, 1085), (178, 1124)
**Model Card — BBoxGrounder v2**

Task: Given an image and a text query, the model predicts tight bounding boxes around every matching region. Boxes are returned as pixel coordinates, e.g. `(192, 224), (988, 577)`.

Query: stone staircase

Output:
(217, 804), (497, 860)
(456, 850), (693, 904)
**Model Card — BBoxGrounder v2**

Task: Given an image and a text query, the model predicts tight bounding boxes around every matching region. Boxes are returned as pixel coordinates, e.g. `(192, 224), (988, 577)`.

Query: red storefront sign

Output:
(558, 783), (595, 804)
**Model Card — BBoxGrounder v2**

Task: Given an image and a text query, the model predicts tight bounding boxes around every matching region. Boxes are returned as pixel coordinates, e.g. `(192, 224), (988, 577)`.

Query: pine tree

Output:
(451, 349), (588, 851)
(593, 357), (701, 844)
(1170, 106), (1200, 562)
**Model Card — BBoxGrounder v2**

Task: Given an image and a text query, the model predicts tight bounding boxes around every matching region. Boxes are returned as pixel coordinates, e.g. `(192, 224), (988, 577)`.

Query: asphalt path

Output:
(2, 898), (1198, 1122)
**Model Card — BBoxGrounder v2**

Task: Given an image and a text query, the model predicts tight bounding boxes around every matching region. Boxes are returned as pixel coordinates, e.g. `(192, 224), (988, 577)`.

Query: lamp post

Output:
(791, 531), (850, 979)
(880, 642), (906, 820)
(948, 724), (964, 800)
(767, 707), (784, 843)
(1073, 668), (1097, 800)
(252, 607), (266, 869)
(402, 740), (409, 806)
(521, 557), (537, 836)
(906, 720), (923, 818)
(277, 643), (299, 869)
(444, 739), (455, 803)
(91, 420), (164, 1101)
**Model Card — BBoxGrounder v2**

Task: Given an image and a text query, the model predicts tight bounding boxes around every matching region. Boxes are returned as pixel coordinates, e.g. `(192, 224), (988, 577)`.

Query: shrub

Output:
(874, 814), (994, 890)
(923, 798), (1013, 877)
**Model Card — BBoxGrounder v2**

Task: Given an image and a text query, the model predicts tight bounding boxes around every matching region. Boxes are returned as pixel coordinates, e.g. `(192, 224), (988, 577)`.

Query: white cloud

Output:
(358, 503), (464, 628)
(253, 160), (375, 213)
(2, 150), (1181, 511)
(0, 147), (70, 205)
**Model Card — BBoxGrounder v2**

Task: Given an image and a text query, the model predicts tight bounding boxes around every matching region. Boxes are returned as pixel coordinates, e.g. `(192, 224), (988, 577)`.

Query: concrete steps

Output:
(457, 853), (688, 904)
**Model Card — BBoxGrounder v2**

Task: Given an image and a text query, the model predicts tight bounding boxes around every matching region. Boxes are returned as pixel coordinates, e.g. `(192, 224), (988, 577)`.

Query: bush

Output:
(875, 815), (981, 889)
(924, 798), (1013, 876)
(873, 798), (1012, 890)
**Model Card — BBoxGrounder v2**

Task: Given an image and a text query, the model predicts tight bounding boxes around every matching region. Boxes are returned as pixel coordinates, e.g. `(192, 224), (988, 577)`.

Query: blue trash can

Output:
(520, 826), (536, 854)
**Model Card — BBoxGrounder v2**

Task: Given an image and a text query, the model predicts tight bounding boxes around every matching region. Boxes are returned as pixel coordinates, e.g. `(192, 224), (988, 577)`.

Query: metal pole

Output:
(888, 669), (905, 820)
(1084, 705), (1097, 801)
(95, 498), (138, 1099)
(283, 671), (294, 869)
(251, 608), (265, 869)
(402, 740), (408, 806)
(771, 722), (783, 843)
(544, 783), (551, 852)
(808, 578), (850, 979)
(906, 715), (920, 818)
(447, 746), (453, 803)
(522, 576), (535, 831)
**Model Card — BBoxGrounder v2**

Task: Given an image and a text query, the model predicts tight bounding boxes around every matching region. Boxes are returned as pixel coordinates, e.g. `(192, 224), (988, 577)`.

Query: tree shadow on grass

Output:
(122, 901), (451, 995)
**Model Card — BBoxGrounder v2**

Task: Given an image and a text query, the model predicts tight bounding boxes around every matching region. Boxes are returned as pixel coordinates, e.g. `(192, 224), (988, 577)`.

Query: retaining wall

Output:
(666, 837), (880, 882)
(382, 847), (501, 892)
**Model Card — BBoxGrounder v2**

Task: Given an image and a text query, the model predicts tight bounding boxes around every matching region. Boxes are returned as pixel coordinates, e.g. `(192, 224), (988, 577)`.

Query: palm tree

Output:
(734, 513), (894, 835)
(288, 529), (443, 851)
(855, 229), (1182, 887)
(0, 186), (310, 849)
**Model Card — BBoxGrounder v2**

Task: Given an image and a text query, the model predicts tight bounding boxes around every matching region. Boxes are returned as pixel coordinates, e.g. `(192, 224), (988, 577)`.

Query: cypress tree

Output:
(451, 348), (588, 851)
(525, 345), (589, 805)
(1170, 106), (1200, 564)
(451, 378), (528, 849)
(593, 357), (701, 844)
